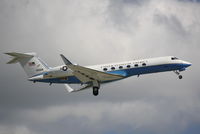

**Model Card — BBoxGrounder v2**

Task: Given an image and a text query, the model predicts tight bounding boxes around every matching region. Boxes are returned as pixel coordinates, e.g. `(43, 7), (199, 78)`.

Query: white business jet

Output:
(5, 52), (191, 96)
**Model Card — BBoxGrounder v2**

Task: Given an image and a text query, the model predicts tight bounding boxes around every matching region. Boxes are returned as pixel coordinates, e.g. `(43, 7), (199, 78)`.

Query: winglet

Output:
(60, 54), (73, 65)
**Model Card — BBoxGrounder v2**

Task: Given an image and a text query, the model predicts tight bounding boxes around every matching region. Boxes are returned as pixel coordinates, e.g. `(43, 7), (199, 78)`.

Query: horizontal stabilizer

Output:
(5, 52), (34, 58)
(5, 52), (34, 64)
(6, 57), (19, 64)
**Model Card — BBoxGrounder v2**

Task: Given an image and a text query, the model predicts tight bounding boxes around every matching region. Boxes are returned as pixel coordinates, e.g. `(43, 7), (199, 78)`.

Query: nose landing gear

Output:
(174, 70), (183, 79)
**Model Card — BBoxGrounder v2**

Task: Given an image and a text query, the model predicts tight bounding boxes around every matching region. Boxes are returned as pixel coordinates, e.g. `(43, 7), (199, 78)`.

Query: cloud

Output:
(8, 100), (200, 134)
(0, 0), (200, 134)
(0, 125), (37, 134)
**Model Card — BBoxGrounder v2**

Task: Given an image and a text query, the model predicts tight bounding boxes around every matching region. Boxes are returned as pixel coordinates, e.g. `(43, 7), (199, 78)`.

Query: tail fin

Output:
(5, 52), (49, 77)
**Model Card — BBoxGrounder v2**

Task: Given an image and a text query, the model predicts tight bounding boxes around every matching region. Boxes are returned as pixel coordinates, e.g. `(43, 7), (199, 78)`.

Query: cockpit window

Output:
(171, 57), (178, 60)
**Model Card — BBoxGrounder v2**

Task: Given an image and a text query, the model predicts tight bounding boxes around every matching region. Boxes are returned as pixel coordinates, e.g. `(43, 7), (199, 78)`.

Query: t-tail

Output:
(5, 52), (49, 77)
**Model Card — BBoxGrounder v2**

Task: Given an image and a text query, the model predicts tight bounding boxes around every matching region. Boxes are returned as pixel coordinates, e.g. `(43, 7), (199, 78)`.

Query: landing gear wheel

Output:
(93, 87), (99, 96)
(174, 71), (183, 79)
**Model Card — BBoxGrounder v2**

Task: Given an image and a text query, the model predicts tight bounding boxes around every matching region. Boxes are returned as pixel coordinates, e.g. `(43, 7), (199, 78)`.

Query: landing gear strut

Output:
(174, 70), (183, 79)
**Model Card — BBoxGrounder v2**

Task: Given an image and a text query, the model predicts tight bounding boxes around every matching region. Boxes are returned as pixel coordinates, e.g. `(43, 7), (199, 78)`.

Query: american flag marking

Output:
(28, 62), (35, 66)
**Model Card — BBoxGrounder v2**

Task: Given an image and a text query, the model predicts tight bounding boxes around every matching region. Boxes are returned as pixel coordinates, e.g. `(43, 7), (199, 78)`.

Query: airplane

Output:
(5, 52), (191, 96)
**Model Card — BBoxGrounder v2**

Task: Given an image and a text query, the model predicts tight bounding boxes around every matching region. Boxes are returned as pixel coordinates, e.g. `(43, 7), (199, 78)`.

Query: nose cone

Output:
(182, 61), (192, 68)
(28, 74), (44, 81)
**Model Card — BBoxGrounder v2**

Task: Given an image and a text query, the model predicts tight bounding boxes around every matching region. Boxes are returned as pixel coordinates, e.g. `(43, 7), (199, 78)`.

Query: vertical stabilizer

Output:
(5, 52), (49, 77)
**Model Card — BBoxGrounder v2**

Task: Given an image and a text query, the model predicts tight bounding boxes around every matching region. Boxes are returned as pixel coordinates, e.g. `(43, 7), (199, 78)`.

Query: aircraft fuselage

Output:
(29, 56), (191, 84)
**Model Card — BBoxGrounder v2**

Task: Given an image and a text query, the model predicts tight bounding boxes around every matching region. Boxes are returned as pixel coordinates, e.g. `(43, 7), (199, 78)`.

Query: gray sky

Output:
(0, 0), (200, 134)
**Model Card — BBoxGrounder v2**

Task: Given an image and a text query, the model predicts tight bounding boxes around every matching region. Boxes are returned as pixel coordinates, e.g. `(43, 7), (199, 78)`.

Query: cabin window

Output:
(111, 67), (115, 70)
(127, 65), (131, 68)
(119, 66), (123, 69)
(142, 63), (146, 66)
(134, 64), (138, 67)
(103, 68), (107, 71)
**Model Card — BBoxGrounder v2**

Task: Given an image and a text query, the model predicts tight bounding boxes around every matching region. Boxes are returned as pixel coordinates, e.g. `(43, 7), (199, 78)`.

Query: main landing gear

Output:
(174, 70), (183, 79)
(92, 81), (100, 96)
(93, 87), (99, 96)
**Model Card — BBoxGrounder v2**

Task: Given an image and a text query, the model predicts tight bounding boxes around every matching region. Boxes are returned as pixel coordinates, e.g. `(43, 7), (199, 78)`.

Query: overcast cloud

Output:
(0, 0), (200, 134)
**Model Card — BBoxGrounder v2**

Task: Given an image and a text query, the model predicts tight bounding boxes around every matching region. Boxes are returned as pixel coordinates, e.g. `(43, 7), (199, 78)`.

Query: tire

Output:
(179, 75), (183, 79)
(93, 87), (99, 96)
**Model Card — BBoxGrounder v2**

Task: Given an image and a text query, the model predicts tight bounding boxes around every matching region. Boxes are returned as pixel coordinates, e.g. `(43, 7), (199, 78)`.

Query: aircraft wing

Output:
(69, 64), (124, 83)
(60, 54), (124, 83)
